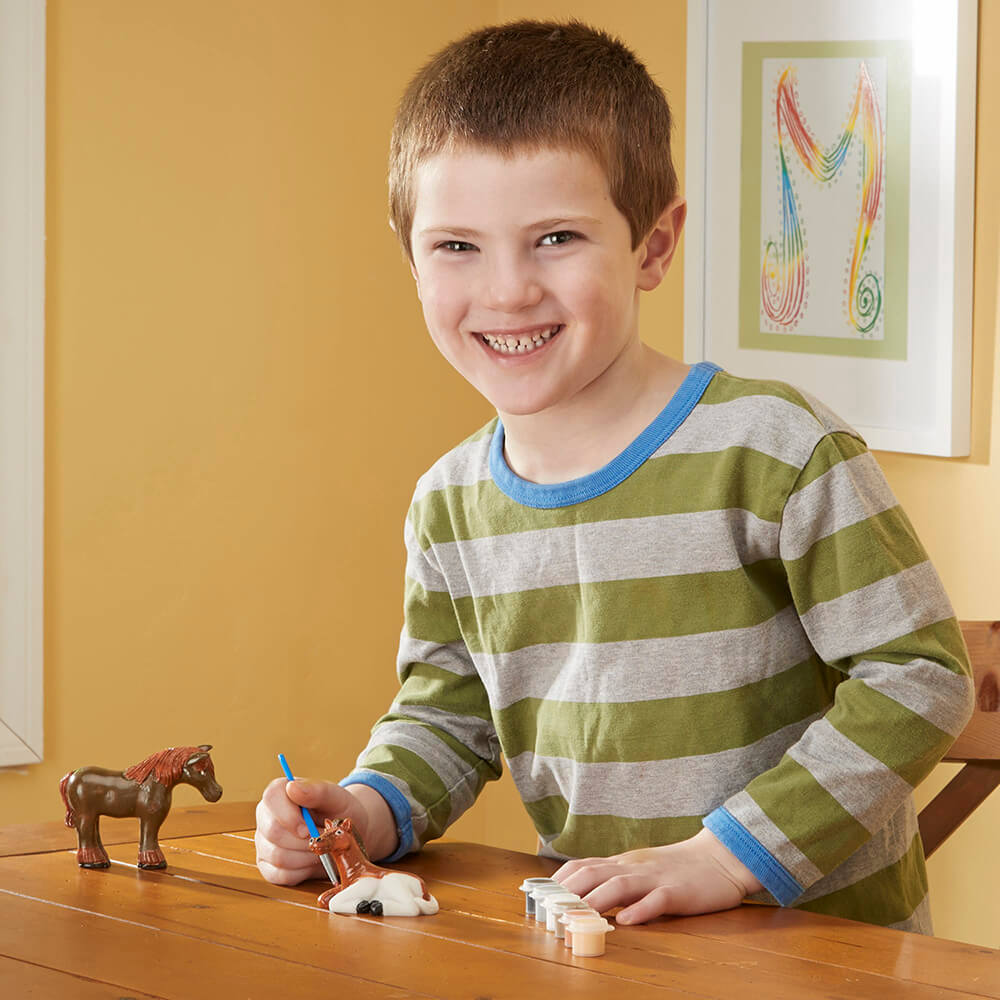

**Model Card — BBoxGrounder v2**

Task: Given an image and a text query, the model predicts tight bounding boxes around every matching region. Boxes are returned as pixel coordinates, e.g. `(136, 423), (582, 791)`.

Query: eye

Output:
(538, 231), (577, 247)
(436, 240), (477, 253)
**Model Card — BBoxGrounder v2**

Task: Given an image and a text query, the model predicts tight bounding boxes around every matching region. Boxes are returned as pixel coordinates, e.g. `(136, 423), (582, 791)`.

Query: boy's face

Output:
(408, 146), (662, 420)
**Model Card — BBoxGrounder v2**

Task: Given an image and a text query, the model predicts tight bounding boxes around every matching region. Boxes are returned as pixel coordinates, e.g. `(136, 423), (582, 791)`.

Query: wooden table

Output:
(1, 803), (998, 999)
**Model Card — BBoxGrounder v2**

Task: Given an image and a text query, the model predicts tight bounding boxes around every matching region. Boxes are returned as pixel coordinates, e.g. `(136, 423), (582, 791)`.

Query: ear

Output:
(636, 197), (686, 292)
(410, 259), (422, 302)
(197, 744), (212, 752)
(185, 752), (208, 766)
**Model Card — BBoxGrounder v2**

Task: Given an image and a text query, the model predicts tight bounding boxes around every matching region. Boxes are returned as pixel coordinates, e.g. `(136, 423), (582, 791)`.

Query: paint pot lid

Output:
(545, 897), (586, 913)
(530, 883), (569, 899)
(519, 877), (560, 892)
(566, 915), (614, 935)
(541, 894), (583, 909)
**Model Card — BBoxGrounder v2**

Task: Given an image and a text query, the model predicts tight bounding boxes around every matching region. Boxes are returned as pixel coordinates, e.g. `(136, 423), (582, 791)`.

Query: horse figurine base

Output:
(309, 817), (438, 916)
(59, 745), (223, 870)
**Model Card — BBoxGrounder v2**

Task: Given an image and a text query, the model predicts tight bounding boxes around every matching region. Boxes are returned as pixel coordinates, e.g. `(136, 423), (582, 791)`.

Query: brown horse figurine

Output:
(59, 745), (222, 869)
(308, 817), (437, 915)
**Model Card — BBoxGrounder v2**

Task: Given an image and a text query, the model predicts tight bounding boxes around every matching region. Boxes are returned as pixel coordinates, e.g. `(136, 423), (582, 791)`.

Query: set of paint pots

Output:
(517, 878), (615, 957)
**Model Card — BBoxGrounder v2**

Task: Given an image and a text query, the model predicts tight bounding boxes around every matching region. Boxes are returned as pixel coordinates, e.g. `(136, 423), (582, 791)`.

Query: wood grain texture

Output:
(0, 955), (166, 999)
(2, 806), (999, 1000)
(948, 622), (1000, 761)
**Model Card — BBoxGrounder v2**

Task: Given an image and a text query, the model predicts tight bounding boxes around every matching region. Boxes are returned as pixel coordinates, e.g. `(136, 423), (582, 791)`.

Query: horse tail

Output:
(59, 771), (76, 827)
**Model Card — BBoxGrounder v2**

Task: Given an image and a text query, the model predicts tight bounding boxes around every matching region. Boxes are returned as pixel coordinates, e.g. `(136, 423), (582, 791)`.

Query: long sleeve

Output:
(704, 431), (975, 904)
(342, 508), (503, 861)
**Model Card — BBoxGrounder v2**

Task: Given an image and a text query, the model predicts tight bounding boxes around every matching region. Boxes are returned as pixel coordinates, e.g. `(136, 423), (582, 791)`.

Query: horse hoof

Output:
(79, 860), (111, 870)
(356, 900), (371, 914)
(138, 860), (168, 870)
(369, 900), (383, 916)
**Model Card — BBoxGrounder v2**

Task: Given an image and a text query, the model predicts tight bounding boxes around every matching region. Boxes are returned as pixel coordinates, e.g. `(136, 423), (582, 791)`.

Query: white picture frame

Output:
(685, 0), (976, 456)
(0, 0), (45, 766)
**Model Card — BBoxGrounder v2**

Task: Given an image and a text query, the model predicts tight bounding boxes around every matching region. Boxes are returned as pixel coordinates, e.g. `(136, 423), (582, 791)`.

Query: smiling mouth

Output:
(479, 325), (563, 355)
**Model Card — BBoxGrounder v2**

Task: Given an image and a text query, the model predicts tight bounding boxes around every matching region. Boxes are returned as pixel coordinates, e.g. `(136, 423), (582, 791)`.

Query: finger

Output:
(285, 779), (358, 827)
(255, 854), (322, 886)
(259, 778), (311, 839)
(581, 872), (657, 914)
(616, 885), (678, 925)
(256, 793), (311, 846)
(558, 861), (633, 898)
(254, 830), (323, 883)
(551, 856), (600, 882)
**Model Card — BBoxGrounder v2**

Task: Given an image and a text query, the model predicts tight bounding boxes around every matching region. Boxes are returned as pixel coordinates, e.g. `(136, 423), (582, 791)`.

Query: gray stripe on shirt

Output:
(396, 634), (478, 678)
(385, 702), (500, 764)
(786, 718), (916, 832)
(411, 433), (492, 503)
(779, 452), (900, 562)
(662, 395), (825, 468)
(477, 605), (814, 710)
(430, 508), (780, 599)
(508, 715), (816, 819)
(800, 561), (955, 663)
(851, 657), (974, 737)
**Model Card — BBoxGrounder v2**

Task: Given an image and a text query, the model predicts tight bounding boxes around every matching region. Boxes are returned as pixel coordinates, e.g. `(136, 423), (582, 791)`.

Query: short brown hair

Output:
(389, 20), (678, 260)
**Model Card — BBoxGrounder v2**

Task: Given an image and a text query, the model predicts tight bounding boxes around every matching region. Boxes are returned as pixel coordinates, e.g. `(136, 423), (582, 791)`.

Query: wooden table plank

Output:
(6, 833), (993, 1000)
(0, 801), (257, 857)
(407, 839), (1000, 999)
(3, 809), (998, 1000)
(0, 849), (703, 1000)
(0, 893), (443, 1000)
(152, 834), (997, 1000)
(0, 954), (167, 999)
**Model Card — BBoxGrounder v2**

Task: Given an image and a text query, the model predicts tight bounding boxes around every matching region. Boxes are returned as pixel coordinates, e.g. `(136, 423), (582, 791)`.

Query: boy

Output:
(256, 20), (973, 932)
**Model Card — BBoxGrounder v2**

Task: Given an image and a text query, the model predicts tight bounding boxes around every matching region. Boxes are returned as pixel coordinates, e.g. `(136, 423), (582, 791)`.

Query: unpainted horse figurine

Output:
(59, 745), (223, 869)
(309, 817), (438, 916)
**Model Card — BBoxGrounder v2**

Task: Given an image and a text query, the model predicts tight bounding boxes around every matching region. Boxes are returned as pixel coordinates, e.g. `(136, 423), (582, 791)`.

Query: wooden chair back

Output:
(918, 621), (1000, 857)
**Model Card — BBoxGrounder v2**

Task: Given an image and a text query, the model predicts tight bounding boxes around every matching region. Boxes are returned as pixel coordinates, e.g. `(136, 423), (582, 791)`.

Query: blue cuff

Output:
(340, 772), (415, 864)
(703, 807), (803, 906)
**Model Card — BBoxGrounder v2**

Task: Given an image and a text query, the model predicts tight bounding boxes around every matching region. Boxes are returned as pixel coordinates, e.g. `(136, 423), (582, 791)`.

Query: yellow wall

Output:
(2, 0), (996, 949)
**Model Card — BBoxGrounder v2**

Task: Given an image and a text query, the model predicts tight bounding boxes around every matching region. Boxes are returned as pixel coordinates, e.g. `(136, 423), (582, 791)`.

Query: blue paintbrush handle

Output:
(277, 753), (320, 838)
(277, 753), (339, 886)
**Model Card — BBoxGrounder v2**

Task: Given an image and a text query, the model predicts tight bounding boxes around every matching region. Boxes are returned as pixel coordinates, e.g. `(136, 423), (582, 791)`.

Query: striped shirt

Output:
(344, 362), (974, 932)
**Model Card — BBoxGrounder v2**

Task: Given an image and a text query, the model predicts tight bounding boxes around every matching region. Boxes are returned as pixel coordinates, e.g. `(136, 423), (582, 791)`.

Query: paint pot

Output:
(566, 915), (615, 957)
(542, 894), (584, 932)
(548, 902), (593, 939)
(531, 882), (567, 927)
(530, 883), (570, 923)
(560, 908), (602, 948)
(518, 878), (560, 917)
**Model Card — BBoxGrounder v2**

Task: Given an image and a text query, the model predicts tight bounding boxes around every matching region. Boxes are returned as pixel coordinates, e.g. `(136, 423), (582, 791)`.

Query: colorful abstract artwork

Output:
(739, 42), (911, 359)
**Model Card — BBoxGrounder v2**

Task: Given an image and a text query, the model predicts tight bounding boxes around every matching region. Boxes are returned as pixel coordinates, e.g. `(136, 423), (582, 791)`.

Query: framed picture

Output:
(0, 0), (45, 766)
(684, 0), (977, 455)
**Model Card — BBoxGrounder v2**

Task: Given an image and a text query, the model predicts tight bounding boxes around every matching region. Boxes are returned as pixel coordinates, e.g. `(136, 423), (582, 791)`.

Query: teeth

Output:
(481, 326), (560, 354)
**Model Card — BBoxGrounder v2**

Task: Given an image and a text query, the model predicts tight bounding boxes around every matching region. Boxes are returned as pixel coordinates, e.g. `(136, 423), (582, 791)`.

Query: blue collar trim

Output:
(489, 361), (721, 509)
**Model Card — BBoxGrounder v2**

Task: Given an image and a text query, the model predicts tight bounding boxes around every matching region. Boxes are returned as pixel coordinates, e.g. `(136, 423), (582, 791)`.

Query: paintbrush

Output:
(277, 753), (339, 887)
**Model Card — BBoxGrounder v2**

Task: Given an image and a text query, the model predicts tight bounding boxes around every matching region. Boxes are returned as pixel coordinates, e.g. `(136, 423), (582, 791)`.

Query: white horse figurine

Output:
(309, 817), (438, 916)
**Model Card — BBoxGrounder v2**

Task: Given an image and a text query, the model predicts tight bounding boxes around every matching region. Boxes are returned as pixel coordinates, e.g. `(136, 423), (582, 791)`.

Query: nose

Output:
(482, 252), (543, 311)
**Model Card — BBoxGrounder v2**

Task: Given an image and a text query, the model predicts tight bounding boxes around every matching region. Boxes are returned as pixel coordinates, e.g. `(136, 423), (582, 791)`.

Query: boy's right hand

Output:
(254, 778), (397, 885)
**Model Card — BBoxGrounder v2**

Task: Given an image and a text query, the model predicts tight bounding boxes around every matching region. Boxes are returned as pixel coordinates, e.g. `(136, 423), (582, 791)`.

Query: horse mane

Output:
(123, 746), (210, 787)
